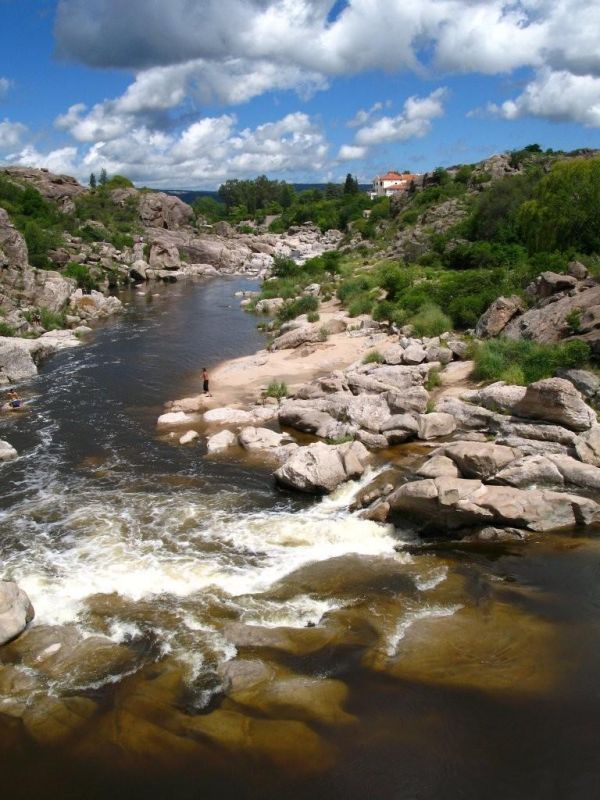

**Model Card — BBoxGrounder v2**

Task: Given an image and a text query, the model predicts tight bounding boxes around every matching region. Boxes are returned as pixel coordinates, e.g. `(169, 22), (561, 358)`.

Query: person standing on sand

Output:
(203, 368), (212, 397)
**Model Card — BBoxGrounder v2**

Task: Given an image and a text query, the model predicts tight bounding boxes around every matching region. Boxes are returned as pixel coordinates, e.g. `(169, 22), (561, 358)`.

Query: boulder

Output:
(402, 344), (427, 365)
(69, 289), (123, 320)
(0, 582), (34, 646)
(157, 411), (201, 428)
(388, 477), (600, 532)
(436, 397), (502, 430)
(255, 297), (285, 315)
(238, 426), (295, 453)
(443, 441), (519, 480)
(148, 240), (181, 270)
(0, 440), (17, 461)
(137, 191), (193, 229)
(382, 345), (405, 365)
(206, 430), (237, 453)
(204, 407), (254, 426)
(0, 208), (29, 270)
(2, 167), (85, 213)
(417, 412), (456, 440)
(474, 295), (525, 338)
(556, 368), (600, 402)
(447, 339), (469, 359)
(129, 259), (149, 281)
(386, 386), (430, 414)
(503, 283), (600, 343)
(464, 383), (527, 415)
(575, 426), (600, 467)
(356, 430), (389, 450)
(179, 430), (199, 445)
(426, 345), (452, 365)
(495, 453), (600, 492)
(567, 261), (589, 280)
(275, 441), (369, 494)
(513, 378), (596, 432)
(526, 271), (578, 300)
(271, 324), (321, 351)
(416, 455), (460, 479)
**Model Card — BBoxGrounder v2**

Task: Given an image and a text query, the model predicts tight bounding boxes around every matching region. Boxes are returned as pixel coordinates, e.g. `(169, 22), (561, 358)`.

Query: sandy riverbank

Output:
(169, 299), (397, 412)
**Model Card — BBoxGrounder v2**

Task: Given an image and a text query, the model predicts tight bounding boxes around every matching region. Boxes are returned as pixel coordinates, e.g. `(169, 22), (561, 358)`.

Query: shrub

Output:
(348, 294), (373, 317)
(363, 350), (385, 364)
(0, 321), (15, 337)
(39, 307), (66, 331)
(276, 294), (318, 322)
(64, 262), (99, 291)
(265, 380), (288, 399)
(307, 311), (320, 322)
(318, 325), (330, 341)
(425, 367), (442, 390)
(472, 338), (592, 385)
(565, 308), (582, 334)
(408, 304), (452, 337)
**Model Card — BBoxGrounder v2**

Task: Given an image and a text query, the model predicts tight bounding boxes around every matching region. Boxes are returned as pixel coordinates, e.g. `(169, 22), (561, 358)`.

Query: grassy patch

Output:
(265, 380), (288, 399)
(363, 350), (385, 364)
(472, 338), (592, 385)
(408, 304), (453, 337)
(0, 321), (15, 337)
(276, 295), (319, 323)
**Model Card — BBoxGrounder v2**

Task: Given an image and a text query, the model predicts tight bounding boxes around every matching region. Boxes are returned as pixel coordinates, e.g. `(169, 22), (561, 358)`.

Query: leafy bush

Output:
(318, 325), (330, 341)
(408, 304), (452, 337)
(348, 294), (373, 317)
(276, 294), (318, 322)
(64, 262), (99, 291)
(265, 380), (288, 399)
(363, 350), (385, 364)
(472, 338), (592, 385)
(307, 311), (320, 322)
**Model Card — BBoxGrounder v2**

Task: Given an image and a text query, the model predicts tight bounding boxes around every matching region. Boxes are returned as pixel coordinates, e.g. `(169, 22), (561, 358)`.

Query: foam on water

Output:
(385, 604), (463, 657)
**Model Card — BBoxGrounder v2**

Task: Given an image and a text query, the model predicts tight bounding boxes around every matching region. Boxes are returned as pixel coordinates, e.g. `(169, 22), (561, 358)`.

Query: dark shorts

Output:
(10, 400), (21, 408)
(203, 380), (209, 392)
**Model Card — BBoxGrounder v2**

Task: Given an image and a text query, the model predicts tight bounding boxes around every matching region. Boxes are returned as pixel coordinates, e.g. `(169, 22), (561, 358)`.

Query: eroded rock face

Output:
(526, 271), (578, 300)
(504, 283), (600, 344)
(388, 477), (600, 532)
(475, 295), (525, 338)
(275, 441), (369, 494)
(2, 167), (86, 213)
(0, 581), (34, 646)
(514, 378), (596, 432)
(0, 208), (29, 271)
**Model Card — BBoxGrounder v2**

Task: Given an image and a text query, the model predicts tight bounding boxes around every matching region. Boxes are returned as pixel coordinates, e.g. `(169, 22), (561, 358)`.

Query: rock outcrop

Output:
(0, 581), (34, 646)
(275, 441), (370, 493)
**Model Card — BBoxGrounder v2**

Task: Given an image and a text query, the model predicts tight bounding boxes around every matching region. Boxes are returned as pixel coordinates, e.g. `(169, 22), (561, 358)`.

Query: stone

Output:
(465, 383), (527, 415)
(416, 455), (460, 479)
(2, 167), (86, 213)
(402, 344), (427, 364)
(447, 339), (469, 359)
(271, 324), (321, 351)
(206, 430), (237, 453)
(526, 271), (578, 300)
(514, 378), (596, 432)
(129, 259), (149, 281)
(0, 582), (34, 646)
(443, 441), (519, 480)
(203, 407), (254, 426)
(238, 426), (294, 451)
(426, 345), (452, 365)
(304, 283), (321, 296)
(388, 477), (600, 532)
(469, 527), (525, 543)
(157, 411), (200, 428)
(0, 208), (29, 270)
(496, 419), (578, 447)
(382, 344), (405, 365)
(474, 295), (526, 338)
(575, 426), (600, 467)
(0, 440), (17, 461)
(504, 283), (600, 343)
(417, 412), (456, 440)
(179, 430), (199, 445)
(356, 430), (389, 450)
(494, 455), (565, 488)
(255, 297), (285, 314)
(69, 289), (124, 320)
(386, 386), (430, 414)
(274, 441), (369, 494)
(556, 368), (600, 401)
(567, 260), (589, 280)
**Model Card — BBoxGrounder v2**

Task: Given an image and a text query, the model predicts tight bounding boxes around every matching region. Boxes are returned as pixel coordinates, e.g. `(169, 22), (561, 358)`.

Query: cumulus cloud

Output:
(488, 68), (600, 127)
(337, 144), (367, 160)
(18, 111), (329, 188)
(0, 119), (27, 151)
(354, 88), (447, 146)
(347, 102), (387, 128)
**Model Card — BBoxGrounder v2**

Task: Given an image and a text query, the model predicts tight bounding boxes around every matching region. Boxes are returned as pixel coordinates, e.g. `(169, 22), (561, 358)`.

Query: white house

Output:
(371, 171), (418, 198)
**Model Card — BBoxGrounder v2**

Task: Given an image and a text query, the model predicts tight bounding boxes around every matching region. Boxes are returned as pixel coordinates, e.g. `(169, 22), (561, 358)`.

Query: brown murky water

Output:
(1, 279), (600, 800)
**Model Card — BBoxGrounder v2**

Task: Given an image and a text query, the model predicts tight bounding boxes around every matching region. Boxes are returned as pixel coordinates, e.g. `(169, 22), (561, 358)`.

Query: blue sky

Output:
(1, 0), (599, 188)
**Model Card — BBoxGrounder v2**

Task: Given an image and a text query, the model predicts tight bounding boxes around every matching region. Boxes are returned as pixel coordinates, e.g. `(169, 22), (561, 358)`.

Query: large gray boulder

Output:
(526, 271), (578, 300)
(475, 295), (525, 338)
(417, 412), (456, 440)
(495, 454), (600, 491)
(504, 283), (600, 343)
(0, 440), (17, 461)
(443, 441), (519, 480)
(388, 477), (600, 532)
(0, 581), (34, 645)
(514, 378), (596, 432)
(575, 426), (600, 467)
(271, 324), (322, 351)
(275, 441), (370, 494)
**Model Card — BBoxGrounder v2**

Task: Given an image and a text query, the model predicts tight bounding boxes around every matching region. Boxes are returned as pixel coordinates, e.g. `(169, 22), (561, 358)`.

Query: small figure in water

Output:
(202, 367), (212, 397)
(6, 389), (23, 410)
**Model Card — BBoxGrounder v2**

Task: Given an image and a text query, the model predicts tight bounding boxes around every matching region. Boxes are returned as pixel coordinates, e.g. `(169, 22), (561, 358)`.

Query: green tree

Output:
(343, 173), (359, 195)
(89, 172), (97, 190)
(98, 168), (108, 186)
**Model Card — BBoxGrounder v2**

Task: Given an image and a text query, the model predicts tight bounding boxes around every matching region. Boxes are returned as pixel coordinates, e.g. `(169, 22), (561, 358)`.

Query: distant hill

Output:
(164, 184), (371, 205)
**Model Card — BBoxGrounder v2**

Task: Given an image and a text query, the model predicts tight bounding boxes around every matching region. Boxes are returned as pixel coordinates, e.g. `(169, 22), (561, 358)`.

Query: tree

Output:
(89, 172), (97, 190)
(98, 168), (108, 186)
(344, 173), (359, 195)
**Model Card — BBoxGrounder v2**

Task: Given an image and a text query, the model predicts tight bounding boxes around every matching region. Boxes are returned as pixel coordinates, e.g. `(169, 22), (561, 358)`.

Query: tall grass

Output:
(472, 338), (591, 385)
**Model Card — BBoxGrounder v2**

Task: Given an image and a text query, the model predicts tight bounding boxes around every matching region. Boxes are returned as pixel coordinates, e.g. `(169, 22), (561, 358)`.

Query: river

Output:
(1, 277), (600, 800)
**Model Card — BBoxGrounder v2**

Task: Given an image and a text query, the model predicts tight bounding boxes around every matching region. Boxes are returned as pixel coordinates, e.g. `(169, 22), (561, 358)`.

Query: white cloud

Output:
(21, 111), (329, 188)
(489, 68), (600, 127)
(0, 119), (27, 150)
(337, 144), (367, 160)
(355, 88), (447, 147)
(347, 102), (386, 128)
(0, 78), (11, 100)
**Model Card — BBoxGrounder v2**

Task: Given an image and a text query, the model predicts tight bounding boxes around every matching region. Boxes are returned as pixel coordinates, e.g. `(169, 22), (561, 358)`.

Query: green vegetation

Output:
(565, 308), (583, 334)
(408, 304), (452, 337)
(425, 367), (442, 390)
(265, 380), (288, 399)
(39, 307), (66, 331)
(276, 295), (319, 323)
(64, 262), (99, 291)
(472, 339), (591, 385)
(307, 311), (320, 322)
(363, 350), (385, 364)
(0, 321), (15, 337)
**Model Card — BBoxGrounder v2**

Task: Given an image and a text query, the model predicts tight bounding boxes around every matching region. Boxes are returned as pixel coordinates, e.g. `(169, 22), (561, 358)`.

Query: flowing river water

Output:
(1, 278), (600, 799)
